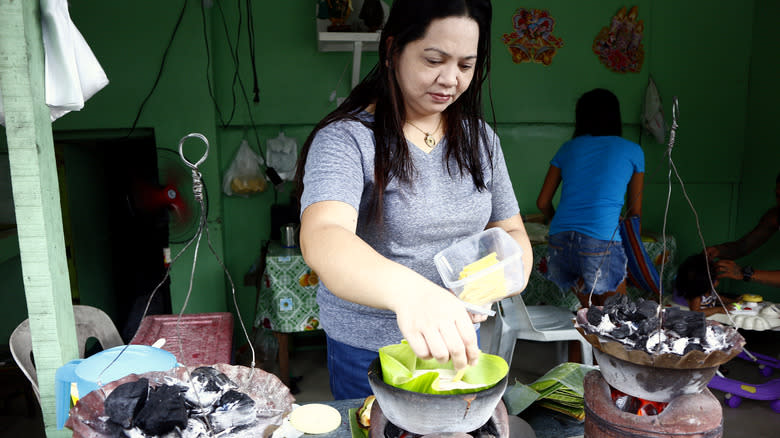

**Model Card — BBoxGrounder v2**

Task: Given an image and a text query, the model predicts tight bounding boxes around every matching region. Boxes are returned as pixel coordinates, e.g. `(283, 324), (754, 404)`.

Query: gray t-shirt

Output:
(300, 112), (520, 351)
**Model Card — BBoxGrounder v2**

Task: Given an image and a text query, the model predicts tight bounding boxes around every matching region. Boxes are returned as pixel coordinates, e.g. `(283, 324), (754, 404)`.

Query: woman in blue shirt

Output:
(536, 88), (645, 308)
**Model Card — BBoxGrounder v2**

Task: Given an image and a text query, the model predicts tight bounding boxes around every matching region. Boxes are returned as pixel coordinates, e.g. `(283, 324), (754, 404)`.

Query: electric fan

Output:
(128, 147), (205, 244)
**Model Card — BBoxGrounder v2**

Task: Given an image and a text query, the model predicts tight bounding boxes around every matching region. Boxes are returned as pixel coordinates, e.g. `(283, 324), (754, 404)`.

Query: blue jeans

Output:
(326, 336), (377, 400)
(545, 231), (627, 295)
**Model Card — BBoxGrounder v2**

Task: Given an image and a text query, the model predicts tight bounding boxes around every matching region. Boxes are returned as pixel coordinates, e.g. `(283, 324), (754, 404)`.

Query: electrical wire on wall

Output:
(204, 0), (284, 188)
(124, 0), (283, 187)
(125, 0), (188, 139)
(245, 0), (260, 103)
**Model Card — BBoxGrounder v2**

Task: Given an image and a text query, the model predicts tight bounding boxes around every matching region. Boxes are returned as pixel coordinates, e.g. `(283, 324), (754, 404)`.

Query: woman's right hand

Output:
(392, 285), (481, 371)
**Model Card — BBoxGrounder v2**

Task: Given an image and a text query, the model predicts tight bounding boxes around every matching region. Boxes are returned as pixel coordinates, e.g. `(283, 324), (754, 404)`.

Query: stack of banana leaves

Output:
(503, 362), (597, 421)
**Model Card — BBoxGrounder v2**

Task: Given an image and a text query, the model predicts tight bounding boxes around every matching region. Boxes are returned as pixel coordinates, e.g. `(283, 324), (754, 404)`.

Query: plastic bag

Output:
(266, 133), (298, 181)
(222, 140), (267, 196)
(643, 76), (665, 144)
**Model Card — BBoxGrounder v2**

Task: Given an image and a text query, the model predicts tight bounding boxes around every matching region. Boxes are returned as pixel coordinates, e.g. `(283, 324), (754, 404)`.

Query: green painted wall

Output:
(729, 0), (780, 300)
(2, 0), (779, 345)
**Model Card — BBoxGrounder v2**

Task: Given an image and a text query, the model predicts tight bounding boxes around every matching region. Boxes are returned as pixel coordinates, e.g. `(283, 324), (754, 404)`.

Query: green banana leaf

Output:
(378, 341), (508, 395)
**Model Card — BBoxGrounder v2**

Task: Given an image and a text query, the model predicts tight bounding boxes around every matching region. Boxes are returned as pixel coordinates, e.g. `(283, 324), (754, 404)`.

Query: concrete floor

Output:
(2, 325), (779, 437)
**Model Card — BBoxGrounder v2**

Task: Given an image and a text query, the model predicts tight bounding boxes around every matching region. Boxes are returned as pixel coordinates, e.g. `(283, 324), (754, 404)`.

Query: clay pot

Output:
(366, 358), (507, 435)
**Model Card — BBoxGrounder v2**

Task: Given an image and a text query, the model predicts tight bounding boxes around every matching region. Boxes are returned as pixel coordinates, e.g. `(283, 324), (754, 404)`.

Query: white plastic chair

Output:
(9, 305), (124, 403)
(489, 295), (593, 367)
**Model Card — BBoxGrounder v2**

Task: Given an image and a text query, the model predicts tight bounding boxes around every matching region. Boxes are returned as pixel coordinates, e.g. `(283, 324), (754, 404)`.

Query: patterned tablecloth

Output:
(522, 231), (677, 311)
(254, 242), (321, 333)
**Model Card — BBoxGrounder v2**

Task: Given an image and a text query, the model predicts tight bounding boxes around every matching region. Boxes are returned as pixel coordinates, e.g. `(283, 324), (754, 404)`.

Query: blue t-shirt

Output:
(549, 135), (644, 241)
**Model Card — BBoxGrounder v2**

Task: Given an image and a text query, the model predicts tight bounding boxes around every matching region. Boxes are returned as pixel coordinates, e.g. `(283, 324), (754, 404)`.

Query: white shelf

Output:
(316, 18), (380, 89)
(317, 31), (380, 52)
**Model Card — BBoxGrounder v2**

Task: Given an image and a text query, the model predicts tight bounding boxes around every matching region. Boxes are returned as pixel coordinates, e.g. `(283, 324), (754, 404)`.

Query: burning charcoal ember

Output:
(133, 384), (189, 435)
(184, 366), (238, 409)
(207, 390), (257, 434)
(613, 393), (640, 413)
(587, 307), (604, 326)
(104, 378), (149, 429)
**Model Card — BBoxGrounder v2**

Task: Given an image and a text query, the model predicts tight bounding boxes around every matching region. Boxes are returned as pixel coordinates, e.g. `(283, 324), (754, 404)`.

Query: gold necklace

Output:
(406, 117), (442, 148)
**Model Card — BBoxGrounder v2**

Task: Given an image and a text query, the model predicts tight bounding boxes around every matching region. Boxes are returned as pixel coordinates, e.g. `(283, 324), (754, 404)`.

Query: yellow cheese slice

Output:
(457, 252), (507, 305)
(289, 403), (341, 434)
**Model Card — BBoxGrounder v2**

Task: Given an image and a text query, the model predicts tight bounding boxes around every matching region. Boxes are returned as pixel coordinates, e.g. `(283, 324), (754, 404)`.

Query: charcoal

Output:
(587, 307), (604, 326)
(662, 307), (686, 332)
(637, 318), (660, 336)
(191, 367), (237, 392)
(635, 300), (659, 320)
(179, 417), (211, 438)
(104, 378), (149, 429)
(683, 343), (704, 354)
(614, 394), (641, 413)
(682, 311), (706, 339)
(604, 293), (628, 308)
(610, 324), (631, 339)
(134, 383), (189, 435)
(208, 390), (256, 434)
(184, 366), (237, 409)
(624, 299), (638, 316)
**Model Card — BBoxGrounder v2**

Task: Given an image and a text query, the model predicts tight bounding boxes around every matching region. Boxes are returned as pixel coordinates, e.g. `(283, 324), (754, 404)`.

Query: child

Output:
(674, 254), (735, 315)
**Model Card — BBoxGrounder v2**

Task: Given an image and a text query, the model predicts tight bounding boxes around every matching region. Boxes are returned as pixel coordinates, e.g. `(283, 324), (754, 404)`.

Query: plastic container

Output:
(434, 228), (525, 316)
(55, 345), (179, 429)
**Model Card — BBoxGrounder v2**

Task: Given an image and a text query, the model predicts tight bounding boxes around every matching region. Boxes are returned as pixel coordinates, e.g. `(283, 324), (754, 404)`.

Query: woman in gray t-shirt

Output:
(294, 0), (533, 399)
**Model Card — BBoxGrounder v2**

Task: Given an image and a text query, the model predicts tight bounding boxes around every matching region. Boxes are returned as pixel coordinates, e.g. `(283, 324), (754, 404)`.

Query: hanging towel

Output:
(619, 215), (662, 298)
(0, 0), (109, 125)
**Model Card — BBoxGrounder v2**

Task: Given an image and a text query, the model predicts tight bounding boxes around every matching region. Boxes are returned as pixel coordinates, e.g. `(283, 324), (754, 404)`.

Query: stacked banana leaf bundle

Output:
(503, 362), (596, 421)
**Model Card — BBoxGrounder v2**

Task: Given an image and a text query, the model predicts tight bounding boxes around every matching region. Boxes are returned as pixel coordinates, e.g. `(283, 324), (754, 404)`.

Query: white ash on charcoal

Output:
(580, 295), (732, 355)
(102, 366), (259, 437)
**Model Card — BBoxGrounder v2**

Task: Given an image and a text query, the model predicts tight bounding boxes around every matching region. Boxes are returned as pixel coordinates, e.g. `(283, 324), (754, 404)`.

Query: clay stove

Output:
(584, 371), (723, 438)
(369, 400), (510, 438)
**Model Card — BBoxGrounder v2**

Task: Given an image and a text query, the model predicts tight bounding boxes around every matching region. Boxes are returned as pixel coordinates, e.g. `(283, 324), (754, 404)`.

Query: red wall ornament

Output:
(593, 6), (645, 73)
(501, 8), (564, 66)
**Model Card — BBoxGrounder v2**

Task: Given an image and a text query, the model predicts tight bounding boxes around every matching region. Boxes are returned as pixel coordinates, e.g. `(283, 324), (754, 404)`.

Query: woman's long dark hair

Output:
(294, 0), (494, 222)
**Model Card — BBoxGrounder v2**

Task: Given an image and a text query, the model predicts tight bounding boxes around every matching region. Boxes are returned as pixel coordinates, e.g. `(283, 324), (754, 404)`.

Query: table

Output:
(522, 232), (677, 311)
(254, 242), (322, 385)
(131, 312), (233, 366)
(292, 399), (569, 438)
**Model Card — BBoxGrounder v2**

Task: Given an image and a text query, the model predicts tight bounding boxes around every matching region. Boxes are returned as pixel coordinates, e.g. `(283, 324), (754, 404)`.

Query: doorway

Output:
(56, 133), (171, 342)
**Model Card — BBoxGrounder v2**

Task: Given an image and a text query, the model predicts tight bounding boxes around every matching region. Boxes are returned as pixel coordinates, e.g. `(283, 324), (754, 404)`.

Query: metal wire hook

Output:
(177, 133), (210, 170)
(665, 96), (680, 157)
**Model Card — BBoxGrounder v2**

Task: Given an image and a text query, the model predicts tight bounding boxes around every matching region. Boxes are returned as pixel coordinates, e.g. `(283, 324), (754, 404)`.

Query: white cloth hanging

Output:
(0, 0), (108, 125)
(642, 76), (665, 144)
